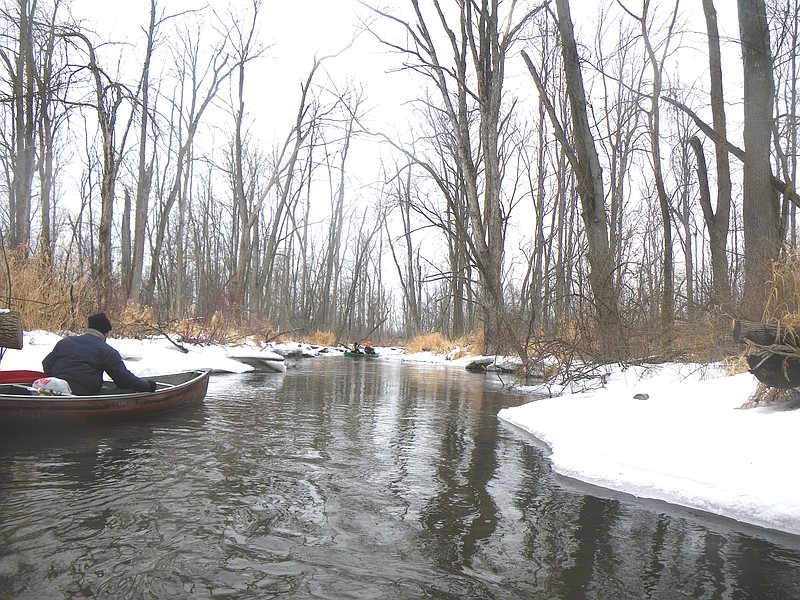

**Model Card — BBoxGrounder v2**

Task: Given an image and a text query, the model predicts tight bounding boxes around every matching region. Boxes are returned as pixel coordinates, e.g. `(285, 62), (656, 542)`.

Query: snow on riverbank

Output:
(498, 362), (800, 536)
(2, 331), (797, 536)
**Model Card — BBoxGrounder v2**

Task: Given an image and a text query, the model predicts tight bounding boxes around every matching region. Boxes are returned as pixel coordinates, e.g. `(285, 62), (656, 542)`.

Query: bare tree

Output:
(0, 0), (38, 252)
(62, 29), (138, 307)
(370, 0), (545, 364)
(144, 19), (237, 305)
(228, 1), (265, 309)
(33, 0), (70, 265)
(769, 0), (800, 244)
(127, 0), (189, 303)
(698, 0), (732, 308)
(384, 161), (425, 336)
(524, 0), (625, 360)
(619, 0), (681, 333)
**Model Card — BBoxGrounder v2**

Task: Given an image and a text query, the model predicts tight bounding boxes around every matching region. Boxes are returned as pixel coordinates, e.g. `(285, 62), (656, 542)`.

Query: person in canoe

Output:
(364, 341), (376, 355)
(42, 312), (157, 395)
(350, 342), (363, 354)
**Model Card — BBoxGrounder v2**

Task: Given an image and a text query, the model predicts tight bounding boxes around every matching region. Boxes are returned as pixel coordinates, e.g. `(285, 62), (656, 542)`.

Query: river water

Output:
(2, 357), (800, 599)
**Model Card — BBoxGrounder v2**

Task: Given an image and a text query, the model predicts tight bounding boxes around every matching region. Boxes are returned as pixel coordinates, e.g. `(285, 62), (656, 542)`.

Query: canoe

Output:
(344, 351), (379, 358)
(0, 369), (211, 430)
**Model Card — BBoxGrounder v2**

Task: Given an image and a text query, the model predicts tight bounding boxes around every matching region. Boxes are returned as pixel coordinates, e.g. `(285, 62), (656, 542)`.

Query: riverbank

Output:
(3, 331), (796, 537)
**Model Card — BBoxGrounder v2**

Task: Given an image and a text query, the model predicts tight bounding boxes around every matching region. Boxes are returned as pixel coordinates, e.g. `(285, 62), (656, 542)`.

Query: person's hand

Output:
(148, 380), (157, 393)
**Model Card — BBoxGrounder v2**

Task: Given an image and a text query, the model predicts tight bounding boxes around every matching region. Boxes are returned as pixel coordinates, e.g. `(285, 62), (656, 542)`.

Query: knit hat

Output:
(88, 312), (113, 334)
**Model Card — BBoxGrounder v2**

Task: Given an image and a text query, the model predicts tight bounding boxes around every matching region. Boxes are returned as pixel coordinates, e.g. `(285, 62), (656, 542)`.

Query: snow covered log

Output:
(733, 319), (800, 346)
(465, 356), (494, 372)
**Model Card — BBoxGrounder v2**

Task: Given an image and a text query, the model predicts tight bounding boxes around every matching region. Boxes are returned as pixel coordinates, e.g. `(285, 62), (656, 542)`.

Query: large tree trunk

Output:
(737, 0), (780, 319)
(733, 320), (800, 388)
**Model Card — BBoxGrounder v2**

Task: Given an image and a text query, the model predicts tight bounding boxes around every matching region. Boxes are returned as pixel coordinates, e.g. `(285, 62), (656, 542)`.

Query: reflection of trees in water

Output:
(402, 367), (501, 572)
(0, 425), (159, 490)
(288, 362), (800, 598)
(557, 495), (620, 600)
(520, 482), (800, 599)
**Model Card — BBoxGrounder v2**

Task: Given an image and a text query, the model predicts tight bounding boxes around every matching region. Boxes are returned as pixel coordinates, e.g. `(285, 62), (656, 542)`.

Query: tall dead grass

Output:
(0, 250), (92, 332)
(304, 330), (337, 346)
(765, 247), (800, 325)
(404, 330), (483, 355)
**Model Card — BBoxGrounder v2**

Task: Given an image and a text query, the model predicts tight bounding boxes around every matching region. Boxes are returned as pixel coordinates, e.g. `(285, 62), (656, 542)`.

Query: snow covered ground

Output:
(2, 331), (796, 537)
(498, 363), (800, 537)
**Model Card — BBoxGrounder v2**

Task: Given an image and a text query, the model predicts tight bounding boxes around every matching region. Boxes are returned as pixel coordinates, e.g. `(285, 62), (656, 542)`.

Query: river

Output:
(2, 357), (800, 599)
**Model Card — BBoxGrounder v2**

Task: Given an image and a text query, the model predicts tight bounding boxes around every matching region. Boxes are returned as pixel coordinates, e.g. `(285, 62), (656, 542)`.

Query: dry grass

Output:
(405, 332), (451, 353)
(741, 382), (800, 408)
(671, 310), (736, 363)
(111, 303), (159, 339)
(765, 247), (800, 321)
(171, 310), (276, 346)
(721, 353), (750, 376)
(0, 250), (93, 332)
(404, 330), (483, 355)
(304, 330), (336, 346)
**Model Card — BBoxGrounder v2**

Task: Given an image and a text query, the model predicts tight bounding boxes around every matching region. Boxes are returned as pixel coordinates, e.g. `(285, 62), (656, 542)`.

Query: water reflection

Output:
(1, 359), (800, 598)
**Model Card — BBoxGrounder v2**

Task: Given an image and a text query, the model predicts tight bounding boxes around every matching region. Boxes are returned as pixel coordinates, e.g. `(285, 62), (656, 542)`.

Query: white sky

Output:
(65, 0), (747, 194)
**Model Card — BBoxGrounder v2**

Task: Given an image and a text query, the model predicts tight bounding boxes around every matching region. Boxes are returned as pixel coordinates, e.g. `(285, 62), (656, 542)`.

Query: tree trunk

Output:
(10, 0), (36, 253)
(700, 0), (732, 307)
(689, 137), (731, 308)
(746, 347), (800, 388)
(0, 311), (23, 349)
(638, 1), (680, 333)
(129, 0), (157, 303)
(737, 0), (780, 319)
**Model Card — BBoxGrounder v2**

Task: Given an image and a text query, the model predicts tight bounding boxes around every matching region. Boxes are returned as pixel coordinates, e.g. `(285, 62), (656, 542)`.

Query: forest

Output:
(1, 0), (798, 372)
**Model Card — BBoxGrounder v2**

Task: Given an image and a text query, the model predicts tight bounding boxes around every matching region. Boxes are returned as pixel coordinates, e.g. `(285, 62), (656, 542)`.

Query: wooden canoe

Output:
(0, 369), (211, 430)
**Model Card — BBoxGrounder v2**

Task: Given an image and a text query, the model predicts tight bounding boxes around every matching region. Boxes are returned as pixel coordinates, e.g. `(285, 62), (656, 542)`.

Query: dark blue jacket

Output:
(42, 329), (154, 395)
